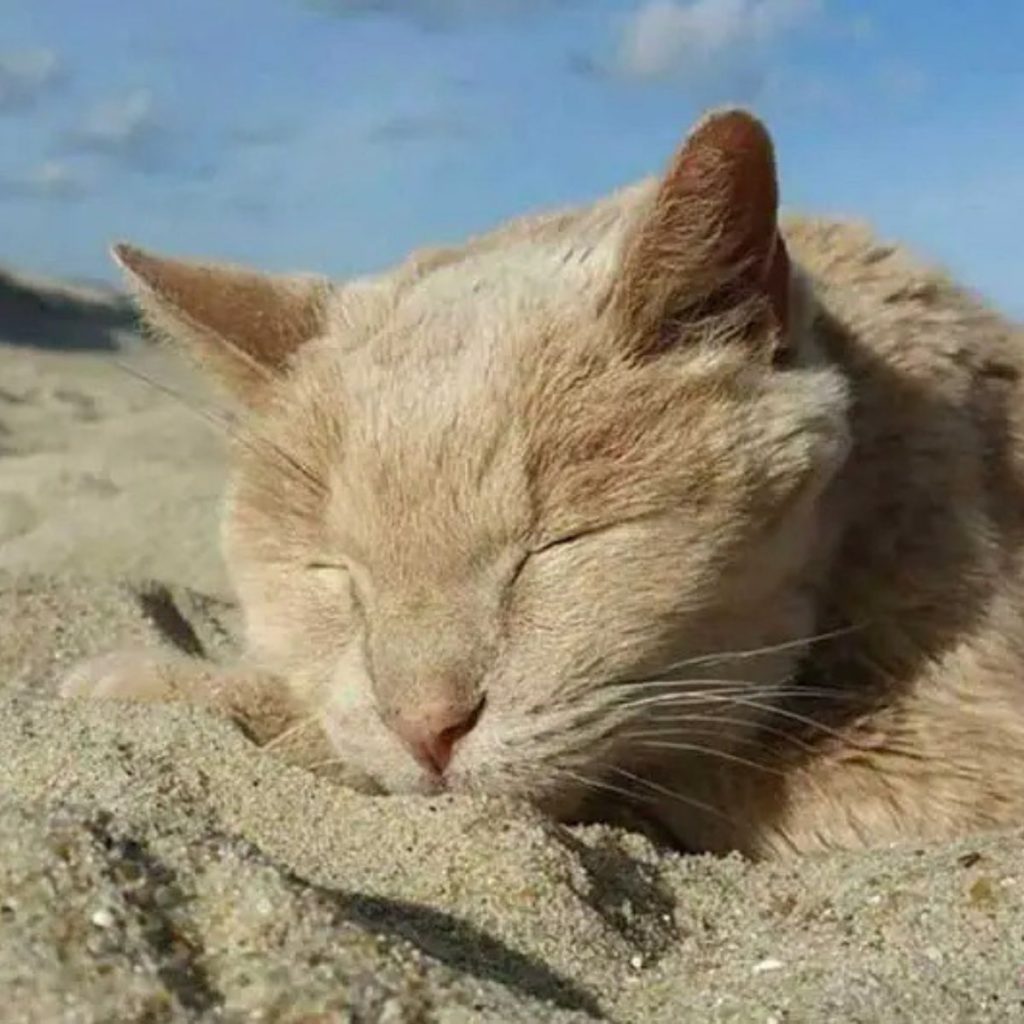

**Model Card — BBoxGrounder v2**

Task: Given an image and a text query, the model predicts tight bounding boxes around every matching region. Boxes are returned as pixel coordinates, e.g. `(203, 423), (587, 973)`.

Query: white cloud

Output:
(64, 89), (162, 160)
(304, 0), (571, 26)
(0, 160), (86, 202)
(877, 63), (928, 102)
(617, 0), (819, 82)
(0, 49), (65, 113)
(367, 111), (473, 144)
(59, 89), (218, 179)
(30, 160), (84, 199)
(229, 116), (300, 147)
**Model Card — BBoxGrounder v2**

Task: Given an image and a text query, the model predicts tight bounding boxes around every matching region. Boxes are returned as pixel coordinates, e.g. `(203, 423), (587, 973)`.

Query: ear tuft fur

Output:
(616, 108), (792, 358)
(111, 242), (330, 405)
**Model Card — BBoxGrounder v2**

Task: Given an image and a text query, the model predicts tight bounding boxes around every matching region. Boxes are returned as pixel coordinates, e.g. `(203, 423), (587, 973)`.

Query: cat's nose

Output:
(391, 697), (484, 775)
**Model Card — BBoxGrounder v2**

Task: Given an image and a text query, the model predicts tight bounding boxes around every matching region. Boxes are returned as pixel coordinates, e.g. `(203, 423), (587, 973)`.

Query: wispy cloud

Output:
(0, 49), (66, 114)
(876, 63), (928, 102)
(227, 194), (276, 218)
(303, 0), (572, 28)
(613, 0), (820, 85)
(58, 88), (216, 179)
(0, 160), (86, 202)
(228, 116), (301, 147)
(62, 90), (165, 163)
(367, 111), (474, 144)
(62, 89), (165, 164)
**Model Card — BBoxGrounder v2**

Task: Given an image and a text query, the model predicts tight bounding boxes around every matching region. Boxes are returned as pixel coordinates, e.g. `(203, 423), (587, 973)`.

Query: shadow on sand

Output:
(0, 269), (136, 352)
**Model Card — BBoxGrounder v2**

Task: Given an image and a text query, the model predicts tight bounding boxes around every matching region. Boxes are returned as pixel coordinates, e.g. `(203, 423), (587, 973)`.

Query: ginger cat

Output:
(62, 109), (1024, 858)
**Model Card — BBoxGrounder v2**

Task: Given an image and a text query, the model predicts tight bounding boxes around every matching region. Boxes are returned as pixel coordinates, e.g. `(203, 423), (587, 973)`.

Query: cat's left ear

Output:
(112, 243), (330, 406)
(614, 108), (791, 359)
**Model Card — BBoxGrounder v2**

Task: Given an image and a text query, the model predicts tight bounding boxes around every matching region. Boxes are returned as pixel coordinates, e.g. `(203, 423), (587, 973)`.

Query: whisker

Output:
(606, 683), (887, 754)
(614, 676), (842, 692)
(128, 308), (280, 388)
(548, 765), (655, 806)
(623, 622), (865, 683)
(644, 693), (885, 753)
(627, 714), (820, 755)
(261, 714), (320, 751)
(616, 682), (882, 710)
(695, 693), (875, 744)
(610, 676), (766, 692)
(605, 765), (737, 826)
(115, 357), (327, 498)
(302, 755), (351, 772)
(245, 421), (328, 497)
(114, 359), (235, 435)
(626, 739), (787, 778)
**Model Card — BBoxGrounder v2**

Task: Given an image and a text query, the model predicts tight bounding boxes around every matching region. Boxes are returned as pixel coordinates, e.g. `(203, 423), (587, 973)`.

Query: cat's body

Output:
(63, 110), (1024, 858)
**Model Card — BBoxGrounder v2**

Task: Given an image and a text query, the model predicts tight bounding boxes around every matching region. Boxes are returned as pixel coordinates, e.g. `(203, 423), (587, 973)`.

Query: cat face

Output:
(114, 109), (850, 809)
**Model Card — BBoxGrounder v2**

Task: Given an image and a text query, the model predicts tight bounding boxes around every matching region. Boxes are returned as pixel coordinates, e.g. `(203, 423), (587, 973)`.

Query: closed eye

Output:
(508, 527), (603, 588)
(536, 529), (593, 554)
(305, 561), (349, 572)
(305, 559), (366, 614)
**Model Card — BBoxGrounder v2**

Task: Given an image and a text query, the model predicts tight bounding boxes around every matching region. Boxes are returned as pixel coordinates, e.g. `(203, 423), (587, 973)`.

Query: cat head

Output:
(114, 109), (850, 810)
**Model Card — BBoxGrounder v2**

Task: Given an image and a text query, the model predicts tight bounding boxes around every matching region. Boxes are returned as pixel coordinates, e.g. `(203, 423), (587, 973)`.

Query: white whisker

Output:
(628, 714), (819, 755)
(606, 765), (736, 826)
(623, 622), (864, 683)
(114, 358), (327, 498)
(615, 684), (876, 711)
(550, 765), (653, 805)
(626, 738), (787, 777)
(262, 714), (320, 751)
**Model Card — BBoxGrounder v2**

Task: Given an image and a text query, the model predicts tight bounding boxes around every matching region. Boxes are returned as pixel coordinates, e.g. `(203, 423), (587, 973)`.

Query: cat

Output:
(61, 108), (1024, 858)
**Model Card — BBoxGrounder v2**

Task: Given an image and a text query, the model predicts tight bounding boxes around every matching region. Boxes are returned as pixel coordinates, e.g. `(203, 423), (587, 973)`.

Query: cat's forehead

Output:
(397, 238), (614, 323)
(310, 223), (627, 437)
(280, 178), (733, 555)
(327, 182), (646, 368)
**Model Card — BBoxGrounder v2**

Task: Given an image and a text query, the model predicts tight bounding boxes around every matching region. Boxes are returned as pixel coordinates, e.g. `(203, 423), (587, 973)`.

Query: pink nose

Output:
(391, 698), (484, 775)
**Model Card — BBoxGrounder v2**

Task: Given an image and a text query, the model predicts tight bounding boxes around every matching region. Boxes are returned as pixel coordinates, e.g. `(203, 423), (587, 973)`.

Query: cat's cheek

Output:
(316, 649), (431, 795)
(319, 706), (432, 794)
(443, 715), (541, 801)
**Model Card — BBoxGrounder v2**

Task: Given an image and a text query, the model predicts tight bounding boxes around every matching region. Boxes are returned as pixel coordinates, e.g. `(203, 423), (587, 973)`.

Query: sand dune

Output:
(0, 265), (133, 351)
(1, 272), (1021, 1022)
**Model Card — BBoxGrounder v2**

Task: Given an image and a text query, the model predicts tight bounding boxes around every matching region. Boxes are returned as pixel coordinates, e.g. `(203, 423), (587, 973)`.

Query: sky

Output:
(1, 1), (1021, 315)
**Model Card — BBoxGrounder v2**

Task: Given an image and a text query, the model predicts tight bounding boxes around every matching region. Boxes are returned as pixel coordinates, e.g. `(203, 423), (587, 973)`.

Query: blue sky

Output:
(1, 1), (1021, 315)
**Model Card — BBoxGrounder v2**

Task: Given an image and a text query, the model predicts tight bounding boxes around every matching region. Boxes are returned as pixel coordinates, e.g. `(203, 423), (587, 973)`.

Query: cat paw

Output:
(59, 649), (176, 702)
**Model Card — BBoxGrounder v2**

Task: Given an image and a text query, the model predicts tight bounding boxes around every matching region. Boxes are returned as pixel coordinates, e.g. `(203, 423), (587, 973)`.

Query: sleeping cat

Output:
(62, 108), (1024, 858)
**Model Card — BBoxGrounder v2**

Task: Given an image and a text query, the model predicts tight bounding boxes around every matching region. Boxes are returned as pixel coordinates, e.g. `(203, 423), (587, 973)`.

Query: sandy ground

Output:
(1, 268), (1023, 1022)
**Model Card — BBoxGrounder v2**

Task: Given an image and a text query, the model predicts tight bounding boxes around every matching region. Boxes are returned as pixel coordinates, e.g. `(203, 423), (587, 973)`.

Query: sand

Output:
(1, 269), (1022, 1022)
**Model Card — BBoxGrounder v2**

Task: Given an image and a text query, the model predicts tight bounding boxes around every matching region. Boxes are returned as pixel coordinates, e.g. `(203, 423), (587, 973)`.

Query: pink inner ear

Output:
(620, 109), (791, 345)
(112, 243), (328, 373)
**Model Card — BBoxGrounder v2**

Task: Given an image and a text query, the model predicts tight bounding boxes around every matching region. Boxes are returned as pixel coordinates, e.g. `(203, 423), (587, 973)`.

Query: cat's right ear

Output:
(613, 108), (791, 361)
(112, 243), (330, 406)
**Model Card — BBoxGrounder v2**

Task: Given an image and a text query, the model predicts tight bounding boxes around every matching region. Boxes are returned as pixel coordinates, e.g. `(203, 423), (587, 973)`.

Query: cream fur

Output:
(62, 110), (1024, 858)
